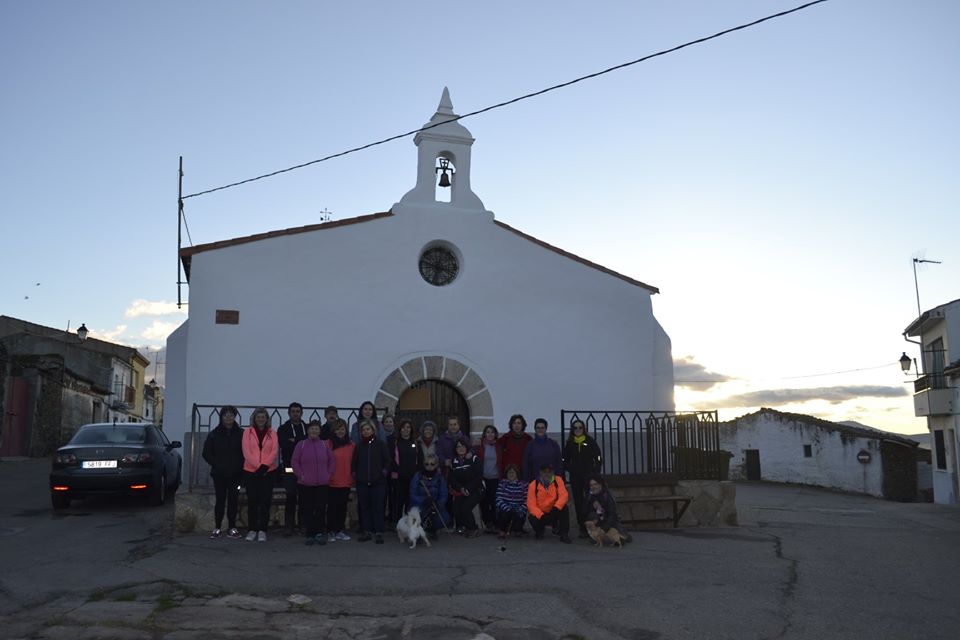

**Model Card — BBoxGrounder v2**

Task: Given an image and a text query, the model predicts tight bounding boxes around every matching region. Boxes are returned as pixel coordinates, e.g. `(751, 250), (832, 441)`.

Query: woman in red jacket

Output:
(497, 414), (531, 479)
(326, 420), (355, 542)
(242, 407), (279, 542)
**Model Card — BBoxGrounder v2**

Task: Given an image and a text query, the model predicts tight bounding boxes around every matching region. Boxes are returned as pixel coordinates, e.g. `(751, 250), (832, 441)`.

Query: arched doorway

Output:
(395, 380), (469, 435)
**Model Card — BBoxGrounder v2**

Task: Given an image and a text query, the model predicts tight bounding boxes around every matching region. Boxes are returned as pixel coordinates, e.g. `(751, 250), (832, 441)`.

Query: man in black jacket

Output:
(277, 402), (308, 536)
(201, 405), (245, 539)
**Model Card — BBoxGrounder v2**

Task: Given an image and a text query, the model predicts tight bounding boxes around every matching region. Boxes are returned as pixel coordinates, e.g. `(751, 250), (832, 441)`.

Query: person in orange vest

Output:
(526, 463), (572, 543)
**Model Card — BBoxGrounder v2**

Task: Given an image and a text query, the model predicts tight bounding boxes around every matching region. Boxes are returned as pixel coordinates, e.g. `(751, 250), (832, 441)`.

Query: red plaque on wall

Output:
(215, 310), (239, 325)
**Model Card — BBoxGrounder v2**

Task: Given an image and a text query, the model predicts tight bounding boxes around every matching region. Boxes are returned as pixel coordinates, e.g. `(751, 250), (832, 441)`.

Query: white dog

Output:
(396, 506), (430, 549)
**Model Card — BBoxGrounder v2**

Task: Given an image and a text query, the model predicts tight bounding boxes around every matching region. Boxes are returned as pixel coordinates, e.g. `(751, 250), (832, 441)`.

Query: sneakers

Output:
(209, 528), (222, 539)
(226, 528), (242, 539)
(357, 532), (372, 542)
(374, 533), (384, 544)
(335, 531), (351, 542)
(257, 531), (267, 543)
(245, 530), (257, 542)
(314, 533), (327, 545)
(559, 534), (572, 544)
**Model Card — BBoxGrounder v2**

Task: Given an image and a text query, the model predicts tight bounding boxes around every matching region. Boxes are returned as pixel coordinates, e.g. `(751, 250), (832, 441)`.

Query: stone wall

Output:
(610, 480), (737, 528)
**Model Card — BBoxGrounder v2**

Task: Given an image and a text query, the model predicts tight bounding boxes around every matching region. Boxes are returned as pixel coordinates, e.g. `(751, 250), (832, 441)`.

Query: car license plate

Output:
(82, 460), (117, 469)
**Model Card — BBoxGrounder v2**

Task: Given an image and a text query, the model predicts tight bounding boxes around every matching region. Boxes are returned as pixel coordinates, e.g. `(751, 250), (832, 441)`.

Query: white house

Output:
(164, 89), (675, 476)
(720, 408), (919, 500)
(904, 297), (960, 505)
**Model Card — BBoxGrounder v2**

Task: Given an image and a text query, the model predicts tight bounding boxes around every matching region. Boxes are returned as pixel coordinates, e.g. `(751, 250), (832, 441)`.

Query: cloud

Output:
(88, 324), (130, 344)
(124, 299), (186, 318)
(712, 385), (908, 408)
(140, 321), (181, 342)
(673, 356), (733, 390)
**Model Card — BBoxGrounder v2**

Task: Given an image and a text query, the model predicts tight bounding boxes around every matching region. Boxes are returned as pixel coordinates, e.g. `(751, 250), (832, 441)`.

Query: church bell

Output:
(436, 158), (453, 188)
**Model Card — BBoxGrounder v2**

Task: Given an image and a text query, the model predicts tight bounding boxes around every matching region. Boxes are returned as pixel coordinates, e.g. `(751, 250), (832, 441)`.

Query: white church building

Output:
(164, 89), (674, 473)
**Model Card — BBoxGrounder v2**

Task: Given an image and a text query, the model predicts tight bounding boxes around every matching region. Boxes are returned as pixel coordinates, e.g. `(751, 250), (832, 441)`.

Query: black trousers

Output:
(480, 478), (499, 526)
(452, 492), (481, 531)
(298, 484), (329, 537)
(244, 471), (274, 532)
(496, 507), (526, 533)
(569, 476), (588, 531)
(327, 487), (351, 533)
(529, 505), (570, 536)
(394, 476), (413, 518)
(212, 474), (240, 530)
(282, 472), (302, 529)
(386, 477), (398, 524)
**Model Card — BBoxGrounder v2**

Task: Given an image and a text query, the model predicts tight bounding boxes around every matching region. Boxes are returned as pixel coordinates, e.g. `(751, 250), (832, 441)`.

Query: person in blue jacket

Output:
(409, 453), (449, 540)
(522, 418), (563, 481)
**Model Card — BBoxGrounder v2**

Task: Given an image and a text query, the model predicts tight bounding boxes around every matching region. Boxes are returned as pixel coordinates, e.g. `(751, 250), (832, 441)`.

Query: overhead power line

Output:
(182, 0), (830, 200)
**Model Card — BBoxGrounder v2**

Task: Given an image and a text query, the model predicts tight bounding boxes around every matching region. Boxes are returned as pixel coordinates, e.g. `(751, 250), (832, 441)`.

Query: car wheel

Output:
(169, 463), (182, 495)
(150, 473), (166, 506)
(51, 492), (70, 510)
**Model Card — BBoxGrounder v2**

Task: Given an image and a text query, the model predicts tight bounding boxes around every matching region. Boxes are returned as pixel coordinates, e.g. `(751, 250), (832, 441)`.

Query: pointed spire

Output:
(436, 86), (454, 116)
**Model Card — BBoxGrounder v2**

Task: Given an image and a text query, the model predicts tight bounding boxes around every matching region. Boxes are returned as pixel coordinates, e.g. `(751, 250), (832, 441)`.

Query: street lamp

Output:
(900, 352), (915, 375)
(77, 323), (89, 342)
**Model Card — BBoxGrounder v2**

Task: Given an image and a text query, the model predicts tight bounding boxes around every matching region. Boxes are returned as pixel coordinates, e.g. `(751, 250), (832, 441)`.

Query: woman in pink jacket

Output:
(242, 407), (279, 542)
(292, 420), (336, 545)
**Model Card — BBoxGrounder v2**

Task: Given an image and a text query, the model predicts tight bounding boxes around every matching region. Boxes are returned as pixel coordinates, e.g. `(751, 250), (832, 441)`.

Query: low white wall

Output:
(720, 413), (884, 497)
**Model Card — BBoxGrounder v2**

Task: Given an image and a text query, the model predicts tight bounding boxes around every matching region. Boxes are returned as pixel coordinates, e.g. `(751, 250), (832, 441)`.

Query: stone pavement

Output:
(3, 457), (960, 639)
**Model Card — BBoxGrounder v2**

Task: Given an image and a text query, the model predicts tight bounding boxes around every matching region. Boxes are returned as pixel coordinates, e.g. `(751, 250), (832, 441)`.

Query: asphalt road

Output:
(1, 457), (959, 639)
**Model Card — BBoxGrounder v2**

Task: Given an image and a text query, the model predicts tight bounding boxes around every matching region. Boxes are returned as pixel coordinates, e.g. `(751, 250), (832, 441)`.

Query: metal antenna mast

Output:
(913, 257), (942, 320)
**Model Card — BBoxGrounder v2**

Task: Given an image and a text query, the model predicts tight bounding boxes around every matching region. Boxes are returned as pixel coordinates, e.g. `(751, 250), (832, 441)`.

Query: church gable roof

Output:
(178, 211), (393, 279)
(178, 210), (659, 293)
(493, 220), (659, 294)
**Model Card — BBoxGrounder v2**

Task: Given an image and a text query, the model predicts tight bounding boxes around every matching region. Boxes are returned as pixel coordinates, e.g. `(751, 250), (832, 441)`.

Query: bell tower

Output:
(398, 88), (486, 212)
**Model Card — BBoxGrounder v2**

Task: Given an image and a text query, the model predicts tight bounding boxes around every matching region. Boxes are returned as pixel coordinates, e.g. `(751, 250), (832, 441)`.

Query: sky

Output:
(2, 0), (957, 435)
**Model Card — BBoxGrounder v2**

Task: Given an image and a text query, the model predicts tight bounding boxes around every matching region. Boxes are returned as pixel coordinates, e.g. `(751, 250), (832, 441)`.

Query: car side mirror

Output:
(169, 441), (182, 449)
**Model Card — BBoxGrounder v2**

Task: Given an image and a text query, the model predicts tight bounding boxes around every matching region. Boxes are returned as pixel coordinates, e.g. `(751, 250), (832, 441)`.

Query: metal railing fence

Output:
(187, 404), (384, 490)
(560, 410), (722, 480)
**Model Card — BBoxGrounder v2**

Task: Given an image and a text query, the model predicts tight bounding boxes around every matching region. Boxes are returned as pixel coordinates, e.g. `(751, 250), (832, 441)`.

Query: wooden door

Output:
(745, 449), (761, 481)
(1, 377), (29, 456)
(395, 380), (470, 435)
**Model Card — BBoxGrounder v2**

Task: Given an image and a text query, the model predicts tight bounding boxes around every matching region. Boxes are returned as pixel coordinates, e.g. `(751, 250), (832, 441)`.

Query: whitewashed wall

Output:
(166, 204), (673, 456)
(720, 413), (884, 497)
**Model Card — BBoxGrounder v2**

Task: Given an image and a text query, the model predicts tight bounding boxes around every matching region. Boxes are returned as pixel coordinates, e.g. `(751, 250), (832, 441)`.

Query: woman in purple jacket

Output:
(292, 420), (337, 545)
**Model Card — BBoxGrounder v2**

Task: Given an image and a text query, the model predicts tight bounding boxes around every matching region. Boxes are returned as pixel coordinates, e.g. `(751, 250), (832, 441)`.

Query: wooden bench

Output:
(605, 474), (691, 529)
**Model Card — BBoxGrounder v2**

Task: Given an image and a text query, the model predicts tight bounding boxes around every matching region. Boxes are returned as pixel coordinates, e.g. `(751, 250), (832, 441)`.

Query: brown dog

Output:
(585, 521), (608, 547)
(605, 527), (625, 548)
(585, 521), (624, 548)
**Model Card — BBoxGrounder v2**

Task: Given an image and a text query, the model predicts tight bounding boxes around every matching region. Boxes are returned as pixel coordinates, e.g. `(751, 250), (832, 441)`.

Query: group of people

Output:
(201, 402), (624, 546)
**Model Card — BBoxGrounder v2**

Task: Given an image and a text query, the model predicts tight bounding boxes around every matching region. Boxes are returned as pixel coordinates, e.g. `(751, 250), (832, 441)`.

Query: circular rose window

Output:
(419, 246), (459, 286)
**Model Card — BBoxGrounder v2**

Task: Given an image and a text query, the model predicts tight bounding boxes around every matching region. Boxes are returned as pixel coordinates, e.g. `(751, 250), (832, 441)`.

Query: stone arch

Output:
(374, 355), (493, 436)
